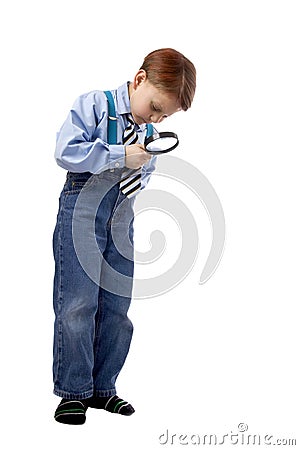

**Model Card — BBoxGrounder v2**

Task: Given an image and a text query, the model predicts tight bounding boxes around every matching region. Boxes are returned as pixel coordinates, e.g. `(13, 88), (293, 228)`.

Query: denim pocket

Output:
(63, 180), (89, 194)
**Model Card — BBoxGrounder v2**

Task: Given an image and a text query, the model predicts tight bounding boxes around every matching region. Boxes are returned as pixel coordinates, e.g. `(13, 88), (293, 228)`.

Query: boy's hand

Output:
(125, 144), (151, 169)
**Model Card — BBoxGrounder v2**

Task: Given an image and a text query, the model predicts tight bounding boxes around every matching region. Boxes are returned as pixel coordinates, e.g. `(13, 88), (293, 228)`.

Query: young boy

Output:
(52, 48), (196, 424)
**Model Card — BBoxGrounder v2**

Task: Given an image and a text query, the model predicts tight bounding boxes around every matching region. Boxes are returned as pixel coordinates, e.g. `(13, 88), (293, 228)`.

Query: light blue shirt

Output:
(55, 82), (157, 190)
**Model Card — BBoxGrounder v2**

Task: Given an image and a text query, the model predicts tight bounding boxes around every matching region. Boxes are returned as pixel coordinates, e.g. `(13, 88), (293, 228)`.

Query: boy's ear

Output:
(133, 69), (147, 89)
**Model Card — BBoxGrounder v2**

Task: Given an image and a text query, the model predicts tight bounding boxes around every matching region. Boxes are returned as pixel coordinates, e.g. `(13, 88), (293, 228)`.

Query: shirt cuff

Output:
(108, 144), (126, 169)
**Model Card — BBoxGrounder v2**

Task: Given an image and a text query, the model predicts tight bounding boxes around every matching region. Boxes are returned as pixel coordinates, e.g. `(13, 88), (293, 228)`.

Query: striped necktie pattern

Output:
(120, 114), (142, 198)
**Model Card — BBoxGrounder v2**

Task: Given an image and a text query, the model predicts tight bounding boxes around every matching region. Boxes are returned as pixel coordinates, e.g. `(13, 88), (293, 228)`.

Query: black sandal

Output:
(54, 399), (88, 425)
(87, 395), (135, 416)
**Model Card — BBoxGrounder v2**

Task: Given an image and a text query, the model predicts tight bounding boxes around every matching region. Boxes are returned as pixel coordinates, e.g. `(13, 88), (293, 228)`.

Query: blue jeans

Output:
(52, 170), (135, 400)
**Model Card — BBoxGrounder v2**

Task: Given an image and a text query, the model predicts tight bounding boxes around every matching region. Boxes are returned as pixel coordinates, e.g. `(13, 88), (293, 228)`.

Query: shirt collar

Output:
(115, 82), (147, 132)
(115, 82), (131, 115)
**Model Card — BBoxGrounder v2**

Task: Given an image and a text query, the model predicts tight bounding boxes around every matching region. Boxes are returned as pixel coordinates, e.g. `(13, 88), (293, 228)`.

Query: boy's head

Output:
(129, 48), (196, 125)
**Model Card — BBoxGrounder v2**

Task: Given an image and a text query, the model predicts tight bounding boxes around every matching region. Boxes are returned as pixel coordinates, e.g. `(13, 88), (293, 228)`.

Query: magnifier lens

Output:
(146, 136), (178, 153)
(144, 131), (179, 155)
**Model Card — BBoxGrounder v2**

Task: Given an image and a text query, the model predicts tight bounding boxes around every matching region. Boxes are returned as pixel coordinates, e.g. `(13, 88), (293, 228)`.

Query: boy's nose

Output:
(150, 114), (166, 124)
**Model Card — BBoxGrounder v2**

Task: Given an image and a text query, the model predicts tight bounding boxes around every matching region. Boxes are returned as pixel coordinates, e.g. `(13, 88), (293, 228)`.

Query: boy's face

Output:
(129, 70), (181, 125)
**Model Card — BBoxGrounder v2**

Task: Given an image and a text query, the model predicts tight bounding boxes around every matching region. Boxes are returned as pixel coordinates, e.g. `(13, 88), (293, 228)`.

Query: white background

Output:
(1, 0), (299, 448)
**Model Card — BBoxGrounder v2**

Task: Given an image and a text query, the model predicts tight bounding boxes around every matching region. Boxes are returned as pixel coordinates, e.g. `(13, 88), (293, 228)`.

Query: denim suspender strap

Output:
(146, 123), (153, 137)
(104, 90), (118, 145)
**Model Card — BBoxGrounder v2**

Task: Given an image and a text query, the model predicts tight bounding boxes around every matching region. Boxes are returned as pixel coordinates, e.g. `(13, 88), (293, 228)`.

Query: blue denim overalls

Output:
(52, 92), (153, 399)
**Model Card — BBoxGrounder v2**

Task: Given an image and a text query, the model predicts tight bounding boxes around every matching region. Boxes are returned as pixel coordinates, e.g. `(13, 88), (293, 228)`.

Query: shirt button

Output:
(115, 162), (120, 168)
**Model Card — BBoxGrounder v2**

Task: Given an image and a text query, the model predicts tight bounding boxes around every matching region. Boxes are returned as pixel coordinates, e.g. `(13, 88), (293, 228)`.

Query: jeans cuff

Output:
(94, 388), (117, 398)
(53, 388), (94, 400)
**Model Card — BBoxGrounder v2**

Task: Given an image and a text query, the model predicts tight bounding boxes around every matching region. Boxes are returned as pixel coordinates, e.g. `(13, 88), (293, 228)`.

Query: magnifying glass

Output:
(144, 131), (179, 155)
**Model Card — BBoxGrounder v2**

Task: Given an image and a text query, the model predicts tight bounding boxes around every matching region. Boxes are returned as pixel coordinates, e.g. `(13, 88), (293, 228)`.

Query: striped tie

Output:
(120, 114), (142, 198)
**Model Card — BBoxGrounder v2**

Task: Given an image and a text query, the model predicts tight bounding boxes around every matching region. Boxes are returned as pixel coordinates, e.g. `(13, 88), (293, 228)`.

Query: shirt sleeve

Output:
(54, 90), (126, 173)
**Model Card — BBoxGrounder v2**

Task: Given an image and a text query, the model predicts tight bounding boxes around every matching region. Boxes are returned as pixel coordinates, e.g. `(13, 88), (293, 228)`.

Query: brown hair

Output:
(140, 48), (196, 111)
